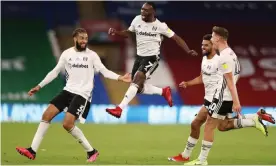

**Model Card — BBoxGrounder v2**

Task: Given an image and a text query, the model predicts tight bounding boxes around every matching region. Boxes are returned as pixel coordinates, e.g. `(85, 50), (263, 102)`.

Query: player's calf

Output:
(190, 119), (203, 139)
(16, 104), (60, 159)
(63, 112), (99, 162)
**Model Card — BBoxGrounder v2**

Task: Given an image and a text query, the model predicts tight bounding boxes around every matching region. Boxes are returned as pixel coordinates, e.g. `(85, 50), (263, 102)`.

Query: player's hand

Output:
(108, 28), (117, 36)
(188, 50), (198, 56)
(28, 85), (41, 96)
(179, 81), (189, 88)
(118, 73), (131, 83)
(232, 101), (241, 113)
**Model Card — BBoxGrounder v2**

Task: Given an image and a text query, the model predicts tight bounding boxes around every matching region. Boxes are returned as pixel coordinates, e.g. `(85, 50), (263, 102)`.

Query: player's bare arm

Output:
(224, 72), (241, 113)
(108, 28), (132, 38)
(179, 74), (203, 88)
(171, 34), (198, 56)
(118, 73), (132, 83)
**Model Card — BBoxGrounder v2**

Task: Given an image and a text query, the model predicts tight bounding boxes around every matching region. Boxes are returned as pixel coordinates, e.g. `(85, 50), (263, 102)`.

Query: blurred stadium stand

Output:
(1, 1), (275, 110)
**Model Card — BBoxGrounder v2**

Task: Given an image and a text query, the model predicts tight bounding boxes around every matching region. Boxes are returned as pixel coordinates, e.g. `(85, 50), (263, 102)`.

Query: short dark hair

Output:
(212, 26), (229, 40)
(72, 28), (87, 37)
(145, 2), (156, 11)
(203, 34), (212, 41)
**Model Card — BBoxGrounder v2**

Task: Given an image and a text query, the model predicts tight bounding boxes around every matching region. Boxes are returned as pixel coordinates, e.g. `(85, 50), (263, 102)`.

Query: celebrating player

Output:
(180, 27), (269, 165)
(168, 34), (275, 164)
(106, 2), (198, 118)
(168, 34), (275, 162)
(15, 28), (131, 162)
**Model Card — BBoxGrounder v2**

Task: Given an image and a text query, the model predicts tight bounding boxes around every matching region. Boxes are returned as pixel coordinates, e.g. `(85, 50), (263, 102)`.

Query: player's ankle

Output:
(28, 147), (36, 154)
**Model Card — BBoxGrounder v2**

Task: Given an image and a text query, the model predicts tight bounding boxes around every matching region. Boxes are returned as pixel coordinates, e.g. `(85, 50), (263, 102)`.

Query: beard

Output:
(76, 41), (87, 51)
(203, 51), (211, 56)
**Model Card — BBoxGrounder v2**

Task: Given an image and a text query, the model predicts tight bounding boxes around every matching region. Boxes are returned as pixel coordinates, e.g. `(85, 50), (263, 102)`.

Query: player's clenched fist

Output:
(108, 28), (116, 36)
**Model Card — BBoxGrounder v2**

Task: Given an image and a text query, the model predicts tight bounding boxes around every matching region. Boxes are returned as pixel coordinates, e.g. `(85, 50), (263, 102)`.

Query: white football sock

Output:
(118, 84), (138, 109)
(198, 140), (213, 162)
(31, 120), (50, 152)
(181, 136), (198, 158)
(142, 84), (162, 95)
(242, 113), (256, 119)
(234, 118), (255, 128)
(69, 126), (93, 152)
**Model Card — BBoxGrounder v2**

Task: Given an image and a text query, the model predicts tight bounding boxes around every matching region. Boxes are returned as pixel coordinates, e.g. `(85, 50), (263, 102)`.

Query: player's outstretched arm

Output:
(224, 72), (241, 113)
(28, 54), (66, 96)
(160, 23), (198, 56)
(93, 54), (131, 83)
(179, 74), (203, 88)
(108, 28), (133, 38)
(171, 34), (198, 56)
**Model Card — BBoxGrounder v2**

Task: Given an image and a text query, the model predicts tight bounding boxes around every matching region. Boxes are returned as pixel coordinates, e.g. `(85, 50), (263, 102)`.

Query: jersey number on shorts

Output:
(208, 102), (217, 113)
(144, 61), (153, 72)
(76, 105), (85, 115)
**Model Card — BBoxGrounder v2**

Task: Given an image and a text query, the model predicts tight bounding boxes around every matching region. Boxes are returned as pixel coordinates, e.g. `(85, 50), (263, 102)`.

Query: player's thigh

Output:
(137, 55), (159, 79)
(66, 95), (91, 123)
(63, 95), (91, 130)
(194, 106), (208, 124)
(131, 56), (142, 80)
(43, 90), (74, 121)
(207, 98), (232, 120)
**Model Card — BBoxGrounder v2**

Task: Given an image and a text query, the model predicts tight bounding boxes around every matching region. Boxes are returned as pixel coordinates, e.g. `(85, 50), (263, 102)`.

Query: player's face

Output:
(201, 40), (213, 56)
(74, 33), (88, 51)
(211, 32), (219, 49)
(141, 3), (154, 22)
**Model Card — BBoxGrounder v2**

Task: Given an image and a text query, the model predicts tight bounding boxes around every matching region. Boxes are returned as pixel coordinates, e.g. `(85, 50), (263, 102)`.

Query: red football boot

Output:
(162, 86), (173, 107)
(257, 108), (275, 124)
(106, 106), (123, 118)
(168, 153), (190, 162)
(16, 147), (36, 160)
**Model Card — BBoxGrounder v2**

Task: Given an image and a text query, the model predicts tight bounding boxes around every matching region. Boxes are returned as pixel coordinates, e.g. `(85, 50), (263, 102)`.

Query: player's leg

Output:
(106, 55), (172, 118)
(168, 105), (208, 162)
(139, 62), (173, 107)
(64, 95), (99, 162)
(217, 108), (268, 136)
(118, 56), (158, 108)
(16, 90), (73, 160)
(185, 99), (225, 165)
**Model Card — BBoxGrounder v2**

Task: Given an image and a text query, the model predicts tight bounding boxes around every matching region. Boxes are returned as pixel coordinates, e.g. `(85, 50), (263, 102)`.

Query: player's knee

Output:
(217, 125), (227, 132)
(137, 85), (144, 93)
(204, 118), (217, 131)
(133, 72), (146, 85)
(41, 104), (60, 122)
(41, 110), (55, 122)
(191, 120), (202, 131)
(63, 121), (74, 131)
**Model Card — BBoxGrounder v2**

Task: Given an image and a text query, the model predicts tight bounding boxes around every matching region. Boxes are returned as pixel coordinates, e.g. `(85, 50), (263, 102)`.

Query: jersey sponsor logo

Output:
(136, 31), (157, 37)
(69, 63), (88, 69)
(202, 71), (211, 76)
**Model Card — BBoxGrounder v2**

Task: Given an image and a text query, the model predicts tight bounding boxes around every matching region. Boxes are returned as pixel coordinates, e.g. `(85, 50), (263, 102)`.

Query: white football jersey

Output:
(128, 15), (175, 57)
(38, 47), (119, 101)
(201, 54), (222, 102)
(216, 47), (241, 101)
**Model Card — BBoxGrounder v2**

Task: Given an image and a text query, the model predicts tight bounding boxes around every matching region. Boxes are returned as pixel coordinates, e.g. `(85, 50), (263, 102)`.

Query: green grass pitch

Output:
(1, 123), (276, 165)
